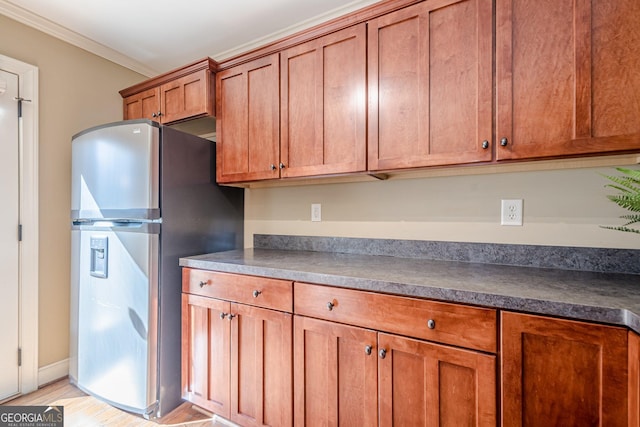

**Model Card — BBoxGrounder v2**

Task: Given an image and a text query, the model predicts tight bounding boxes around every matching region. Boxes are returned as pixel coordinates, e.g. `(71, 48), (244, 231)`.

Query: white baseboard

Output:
(213, 415), (241, 427)
(38, 358), (69, 387)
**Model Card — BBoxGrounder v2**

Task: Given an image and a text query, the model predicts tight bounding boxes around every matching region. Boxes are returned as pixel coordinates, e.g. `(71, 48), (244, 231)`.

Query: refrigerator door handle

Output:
(71, 220), (161, 234)
(80, 220), (142, 228)
(71, 219), (162, 234)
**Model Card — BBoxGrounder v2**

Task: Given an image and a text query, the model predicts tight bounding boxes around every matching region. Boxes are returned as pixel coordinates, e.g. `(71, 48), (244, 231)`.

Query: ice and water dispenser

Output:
(90, 236), (108, 278)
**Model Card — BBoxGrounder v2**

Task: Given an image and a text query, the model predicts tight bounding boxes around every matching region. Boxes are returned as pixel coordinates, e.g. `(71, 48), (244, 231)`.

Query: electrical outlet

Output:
(311, 204), (321, 222)
(501, 199), (523, 226)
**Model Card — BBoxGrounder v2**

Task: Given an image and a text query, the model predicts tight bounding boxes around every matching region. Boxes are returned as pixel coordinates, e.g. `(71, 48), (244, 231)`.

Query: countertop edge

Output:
(179, 254), (637, 333)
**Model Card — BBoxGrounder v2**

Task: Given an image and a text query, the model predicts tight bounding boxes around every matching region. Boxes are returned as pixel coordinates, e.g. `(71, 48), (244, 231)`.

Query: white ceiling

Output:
(0, 0), (380, 76)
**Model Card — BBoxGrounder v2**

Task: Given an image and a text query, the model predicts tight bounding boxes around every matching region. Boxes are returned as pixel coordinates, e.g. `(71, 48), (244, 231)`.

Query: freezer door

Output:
(70, 222), (159, 415)
(71, 121), (160, 220)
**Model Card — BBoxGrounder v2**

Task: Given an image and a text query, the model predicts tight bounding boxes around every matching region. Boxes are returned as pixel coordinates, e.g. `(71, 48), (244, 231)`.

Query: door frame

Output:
(0, 54), (39, 396)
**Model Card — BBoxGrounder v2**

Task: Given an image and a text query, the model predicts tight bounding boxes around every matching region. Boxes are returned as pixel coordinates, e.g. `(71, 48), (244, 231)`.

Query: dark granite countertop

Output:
(179, 248), (640, 333)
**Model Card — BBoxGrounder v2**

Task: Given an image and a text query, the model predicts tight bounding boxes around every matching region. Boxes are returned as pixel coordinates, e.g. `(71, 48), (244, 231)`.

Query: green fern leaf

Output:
(621, 214), (640, 226)
(601, 225), (640, 234)
(609, 194), (640, 211)
(603, 167), (640, 190)
(602, 167), (640, 235)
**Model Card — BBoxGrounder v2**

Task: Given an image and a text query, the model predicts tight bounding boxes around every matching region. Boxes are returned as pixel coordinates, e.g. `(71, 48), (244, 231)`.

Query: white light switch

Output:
(311, 204), (321, 222)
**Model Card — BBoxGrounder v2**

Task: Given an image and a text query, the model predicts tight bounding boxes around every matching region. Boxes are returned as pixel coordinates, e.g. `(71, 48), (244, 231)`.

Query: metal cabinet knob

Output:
(279, 163), (285, 169)
(253, 290), (262, 298)
(220, 312), (227, 320)
(482, 140), (489, 149)
(157, 111), (162, 117)
(227, 314), (236, 320)
(379, 349), (387, 359)
(365, 345), (372, 356)
(500, 137), (508, 147)
(199, 281), (208, 288)
(151, 113), (157, 118)
(326, 302), (334, 311)
(427, 319), (436, 329)
(270, 164), (277, 171)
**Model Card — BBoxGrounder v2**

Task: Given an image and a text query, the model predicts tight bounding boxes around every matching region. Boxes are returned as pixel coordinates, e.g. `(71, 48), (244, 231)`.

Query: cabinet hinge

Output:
(18, 224), (22, 242)
(18, 348), (22, 367)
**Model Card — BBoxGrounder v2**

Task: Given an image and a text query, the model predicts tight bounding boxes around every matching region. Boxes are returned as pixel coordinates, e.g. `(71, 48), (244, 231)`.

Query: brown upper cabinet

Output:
(216, 25), (367, 184)
(216, 54), (280, 184)
(122, 87), (161, 122)
(120, 58), (215, 125)
(280, 23), (367, 178)
(368, 0), (494, 171)
(206, 0), (640, 184)
(495, 0), (640, 160)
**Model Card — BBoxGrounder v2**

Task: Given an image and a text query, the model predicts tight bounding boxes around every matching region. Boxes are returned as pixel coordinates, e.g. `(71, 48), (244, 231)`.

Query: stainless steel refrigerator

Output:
(69, 120), (243, 418)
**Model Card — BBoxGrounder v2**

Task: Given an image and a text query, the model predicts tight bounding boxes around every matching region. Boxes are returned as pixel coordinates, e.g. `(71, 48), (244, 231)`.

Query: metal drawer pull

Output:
(482, 140), (489, 149)
(379, 349), (387, 359)
(500, 137), (508, 146)
(326, 302), (334, 311)
(365, 345), (372, 356)
(198, 280), (208, 288)
(253, 290), (262, 298)
(427, 319), (436, 329)
(220, 312), (227, 320)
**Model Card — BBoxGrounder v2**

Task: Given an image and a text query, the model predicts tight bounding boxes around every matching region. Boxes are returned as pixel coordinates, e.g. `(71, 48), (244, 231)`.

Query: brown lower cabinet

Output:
(294, 315), (497, 426)
(182, 293), (293, 427)
(501, 311), (629, 426)
(293, 316), (378, 427)
(630, 331), (640, 426)
(182, 294), (230, 416)
(378, 332), (496, 426)
(182, 269), (640, 426)
(293, 281), (498, 426)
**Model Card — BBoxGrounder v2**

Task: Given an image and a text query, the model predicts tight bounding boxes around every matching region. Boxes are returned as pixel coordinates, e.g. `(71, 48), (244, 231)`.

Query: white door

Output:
(0, 69), (21, 400)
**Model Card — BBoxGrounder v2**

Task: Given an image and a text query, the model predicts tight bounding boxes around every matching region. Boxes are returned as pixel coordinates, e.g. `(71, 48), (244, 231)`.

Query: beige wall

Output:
(0, 15), (145, 368)
(245, 162), (640, 250)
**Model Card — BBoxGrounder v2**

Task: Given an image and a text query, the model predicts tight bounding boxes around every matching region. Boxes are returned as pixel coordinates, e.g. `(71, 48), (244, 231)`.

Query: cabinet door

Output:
(631, 331), (640, 427)
(496, 0), (640, 160)
(216, 54), (280, 183)
(161, 69), (214, 124)
(293, 316), (377, 427)
(123, 87), (160, 121)
(181, 294), (231, 417)
(368, 0), (493, 171)
(230, 303), (292, 427)
(280, 24), (367, 178)
(378, 333), (496, 426)
(501, 311), (628, 426)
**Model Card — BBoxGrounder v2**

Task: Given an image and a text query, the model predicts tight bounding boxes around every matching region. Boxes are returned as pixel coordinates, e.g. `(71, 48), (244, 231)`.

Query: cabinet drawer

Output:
(294, 282), (496, 353)
(183, 268), (293, 313)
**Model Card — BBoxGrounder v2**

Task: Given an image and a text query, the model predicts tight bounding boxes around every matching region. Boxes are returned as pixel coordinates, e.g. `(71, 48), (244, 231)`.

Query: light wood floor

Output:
(3, 378), (229, 427)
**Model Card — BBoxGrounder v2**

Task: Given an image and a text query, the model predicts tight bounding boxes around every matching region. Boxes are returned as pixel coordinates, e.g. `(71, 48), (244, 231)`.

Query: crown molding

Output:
(1, 0), (380, 76)
(0, 0), (158, 77)
(212, 0), (379, 61)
